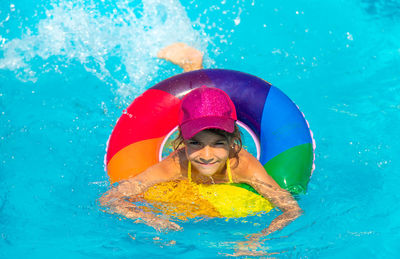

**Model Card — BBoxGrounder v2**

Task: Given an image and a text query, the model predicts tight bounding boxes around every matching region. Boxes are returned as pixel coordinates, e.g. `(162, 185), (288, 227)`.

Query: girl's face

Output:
(184, 130), (230, 177)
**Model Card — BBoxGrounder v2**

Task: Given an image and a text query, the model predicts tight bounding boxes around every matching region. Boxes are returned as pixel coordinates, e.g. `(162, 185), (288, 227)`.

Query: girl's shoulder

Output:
(232, 149), (264, 179)
(237, 148), (259, 167)
(134, 150), (184, 183)
(233, 149), (282, 190)
(160, 150), (185, 173)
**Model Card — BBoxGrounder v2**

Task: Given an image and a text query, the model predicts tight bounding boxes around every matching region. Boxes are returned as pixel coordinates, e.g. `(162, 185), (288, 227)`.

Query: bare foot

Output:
(158, 42), (203, 72)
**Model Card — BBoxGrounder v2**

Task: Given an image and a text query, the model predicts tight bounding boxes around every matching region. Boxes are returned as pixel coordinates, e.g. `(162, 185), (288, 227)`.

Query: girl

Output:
(99, 43), (302, 236)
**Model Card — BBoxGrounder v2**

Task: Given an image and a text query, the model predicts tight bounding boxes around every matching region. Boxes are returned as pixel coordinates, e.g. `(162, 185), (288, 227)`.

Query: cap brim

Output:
(180, 117), (235, 140)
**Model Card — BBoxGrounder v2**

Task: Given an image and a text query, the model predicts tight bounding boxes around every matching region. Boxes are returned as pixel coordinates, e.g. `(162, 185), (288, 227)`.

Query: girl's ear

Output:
(231, 137), (238, 146)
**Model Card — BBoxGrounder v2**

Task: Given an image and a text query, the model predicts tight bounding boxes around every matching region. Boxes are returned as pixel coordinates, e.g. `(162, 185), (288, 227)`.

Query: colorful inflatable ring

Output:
(105, 69), (315, 194)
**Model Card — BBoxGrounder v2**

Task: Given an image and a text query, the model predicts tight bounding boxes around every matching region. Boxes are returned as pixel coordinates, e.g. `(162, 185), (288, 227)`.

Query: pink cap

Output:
(179, 86), (237, 140)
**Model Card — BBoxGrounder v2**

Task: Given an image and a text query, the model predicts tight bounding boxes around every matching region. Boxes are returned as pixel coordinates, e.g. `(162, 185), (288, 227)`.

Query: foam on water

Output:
(0, 0), (208, 97)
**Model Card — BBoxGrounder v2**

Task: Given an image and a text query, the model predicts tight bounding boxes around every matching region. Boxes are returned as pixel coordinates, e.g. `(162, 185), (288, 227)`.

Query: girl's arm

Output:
(236, 150), (302, 236)
(251, 177), (302, 236)
(99, 155), (182, 231)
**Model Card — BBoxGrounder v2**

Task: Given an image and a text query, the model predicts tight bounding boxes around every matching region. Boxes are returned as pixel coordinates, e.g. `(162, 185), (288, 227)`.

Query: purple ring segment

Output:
(152, 69), (271, 138)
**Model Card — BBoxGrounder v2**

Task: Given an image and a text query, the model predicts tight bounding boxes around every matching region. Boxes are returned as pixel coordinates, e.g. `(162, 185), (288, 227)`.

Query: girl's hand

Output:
(230, 238), (271, 257)
(124, 208), (182, 232)
(235, 233), (263, 255)
(139, 217), (182, 232)
(229, 233), (276, 257)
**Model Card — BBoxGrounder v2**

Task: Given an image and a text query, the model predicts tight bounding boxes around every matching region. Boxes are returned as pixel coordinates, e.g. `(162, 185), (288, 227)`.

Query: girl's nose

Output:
(199, 146), (213, 162)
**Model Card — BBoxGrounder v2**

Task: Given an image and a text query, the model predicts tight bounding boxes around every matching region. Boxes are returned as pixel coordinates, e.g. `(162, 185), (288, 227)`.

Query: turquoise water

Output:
(1, 0), (400, 257)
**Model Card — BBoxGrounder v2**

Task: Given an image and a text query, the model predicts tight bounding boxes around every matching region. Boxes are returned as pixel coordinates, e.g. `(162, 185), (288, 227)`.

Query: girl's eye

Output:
(215, 141), (227, 146)
(189, 141), (200, 146)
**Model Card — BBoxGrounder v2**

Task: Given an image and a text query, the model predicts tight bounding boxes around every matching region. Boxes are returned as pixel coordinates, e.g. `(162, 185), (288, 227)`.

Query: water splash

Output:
(0, 0), (207, 97)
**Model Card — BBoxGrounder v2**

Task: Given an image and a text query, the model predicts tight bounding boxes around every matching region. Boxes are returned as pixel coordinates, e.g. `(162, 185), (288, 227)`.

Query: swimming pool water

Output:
(1, 0), (400, 257)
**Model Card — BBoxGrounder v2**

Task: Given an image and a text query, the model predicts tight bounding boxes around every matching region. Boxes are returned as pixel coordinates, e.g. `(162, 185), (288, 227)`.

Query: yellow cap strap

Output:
(227, 158), (233, 183)
(188, 160), (192, 182)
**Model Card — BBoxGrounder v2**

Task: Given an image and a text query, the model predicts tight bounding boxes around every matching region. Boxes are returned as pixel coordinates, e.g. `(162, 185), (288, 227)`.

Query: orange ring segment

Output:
(107, 137), (165, 184)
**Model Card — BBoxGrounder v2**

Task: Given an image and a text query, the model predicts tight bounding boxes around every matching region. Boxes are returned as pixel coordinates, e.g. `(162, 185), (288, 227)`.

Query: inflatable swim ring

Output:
(105, 69), (315, 217)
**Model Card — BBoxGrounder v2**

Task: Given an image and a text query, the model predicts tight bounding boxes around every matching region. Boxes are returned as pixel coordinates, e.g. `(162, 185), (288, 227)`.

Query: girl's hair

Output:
(172, 124), (243, 160)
